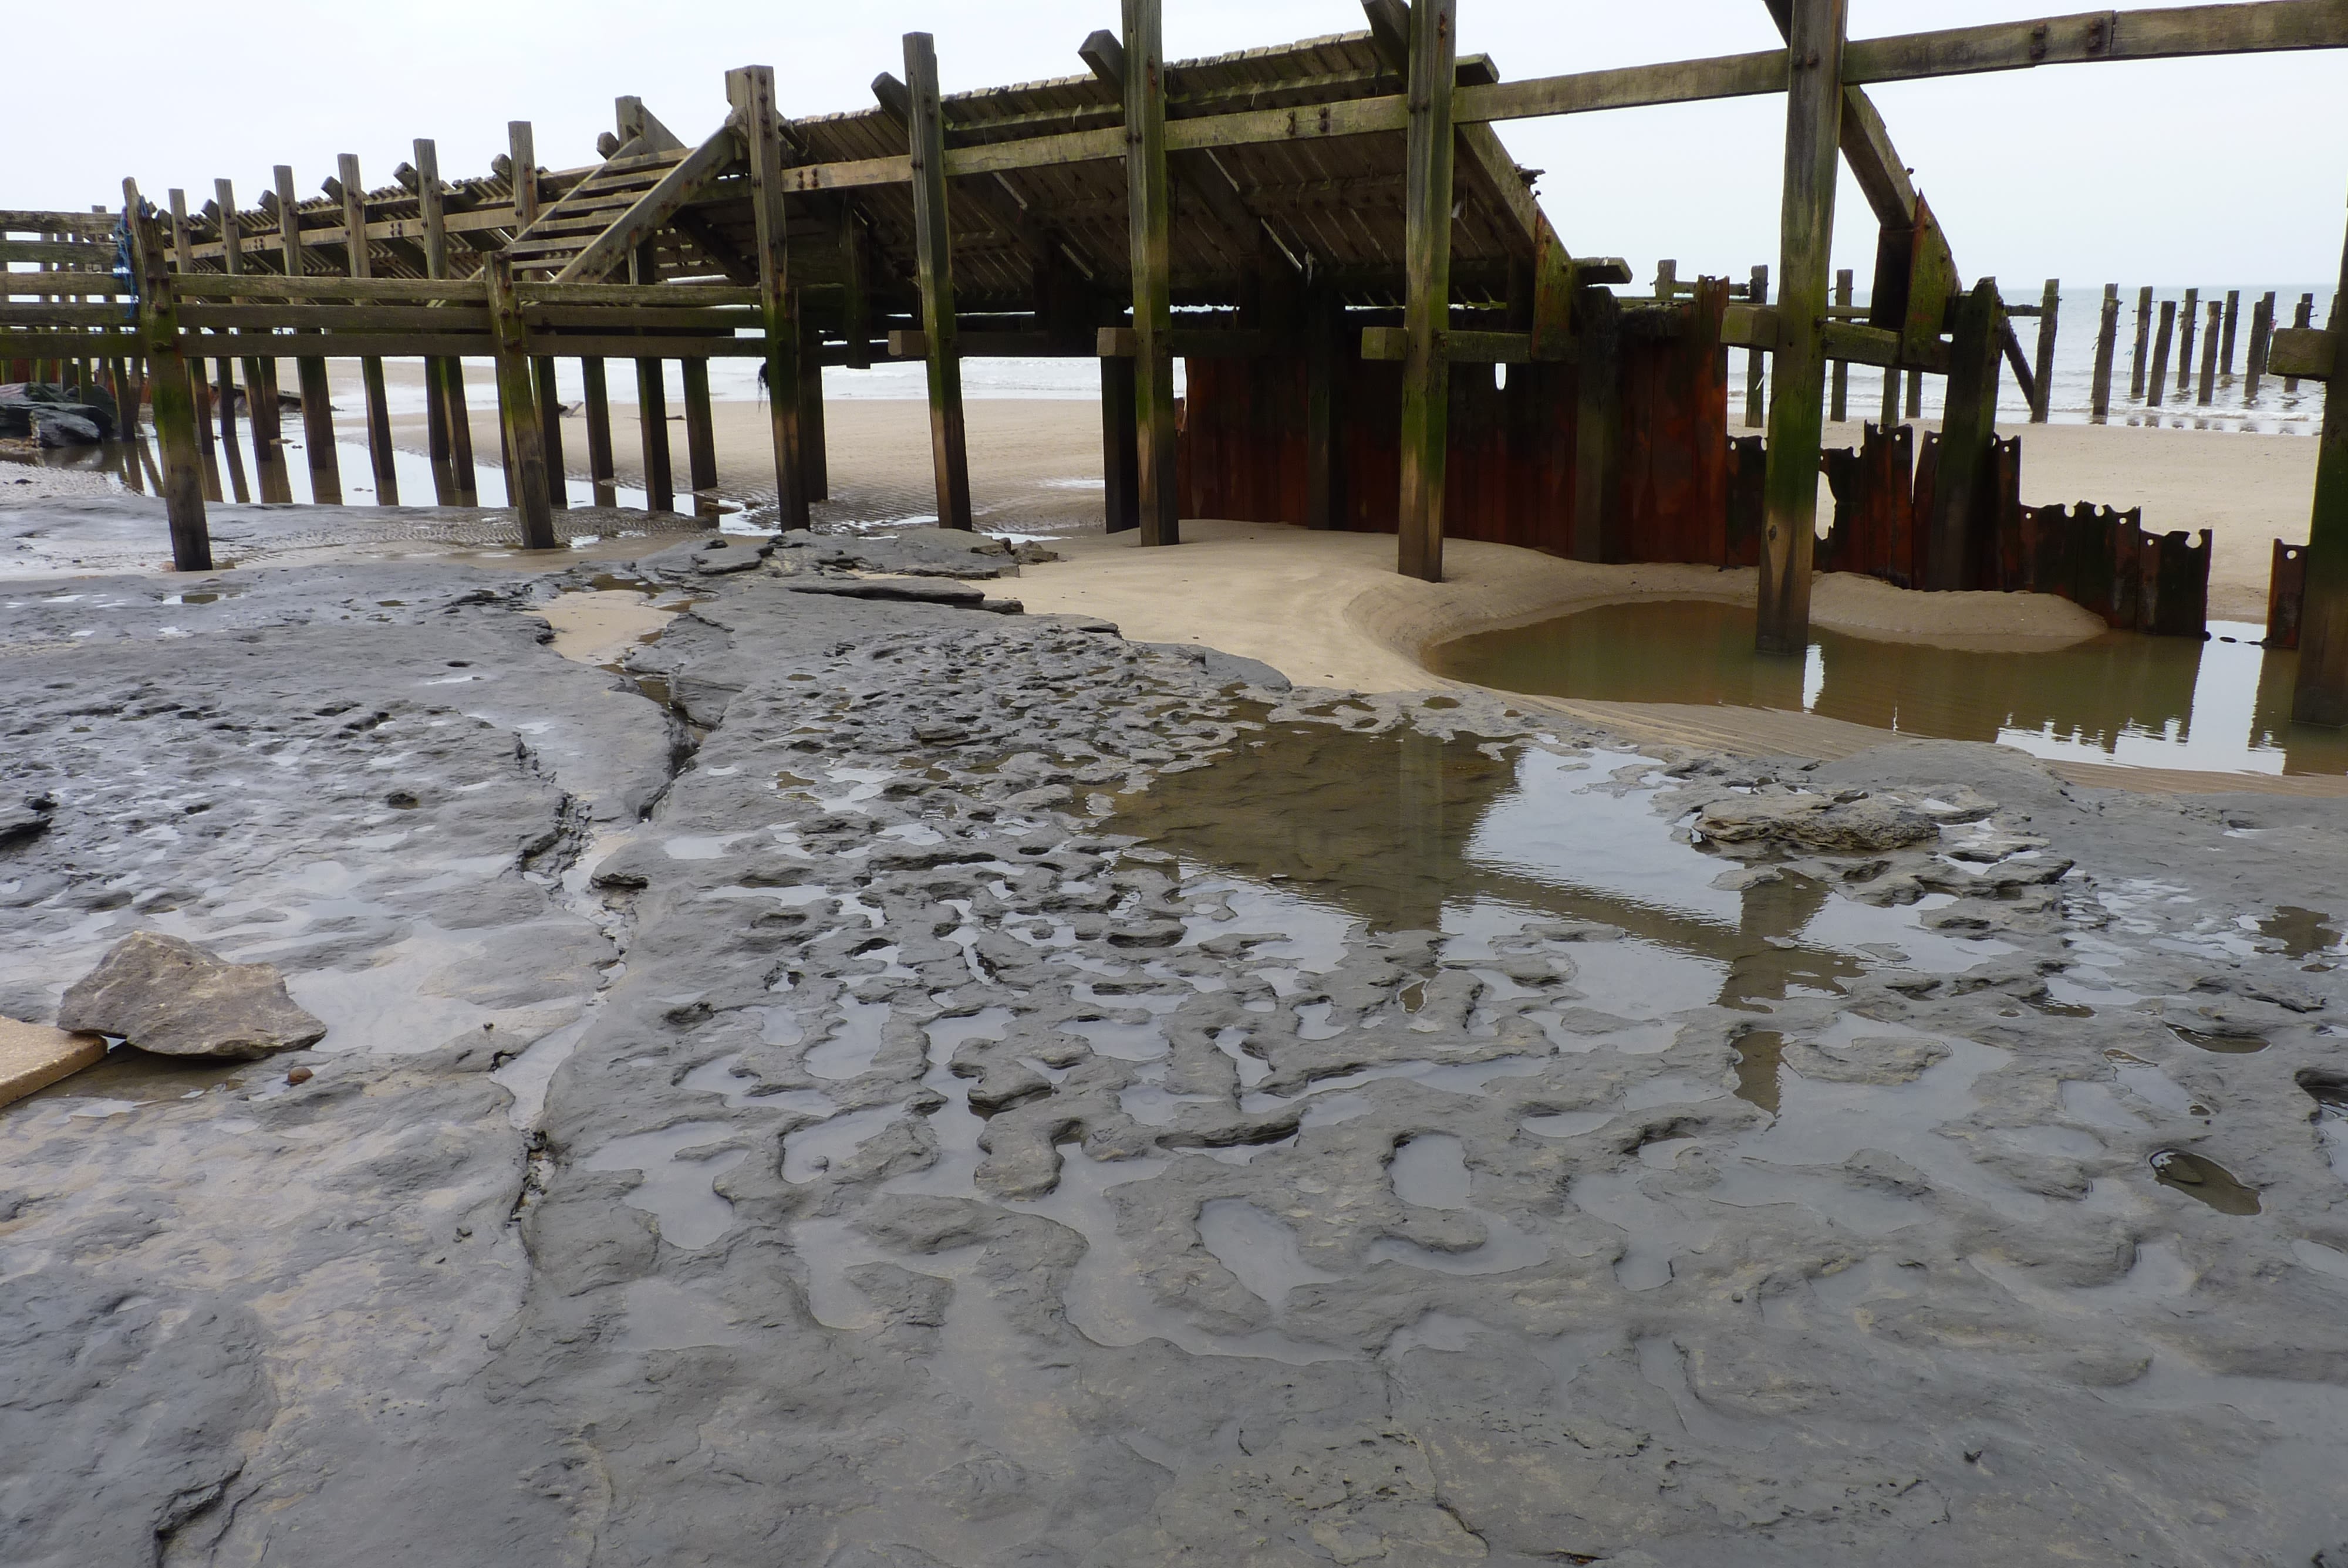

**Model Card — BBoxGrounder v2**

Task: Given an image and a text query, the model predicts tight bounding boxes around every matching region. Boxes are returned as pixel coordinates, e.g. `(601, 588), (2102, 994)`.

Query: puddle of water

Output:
(804, 998), (893, 1079)
(2168, 1023), (2268, 1054)
(532, 588), (687, 668)
(580, 1120), (746, 1248)
(1426, 600), (2348, 778)
(1197, 1198), (1338, 1305)
(1732, 1029), (1786, 1114)
(2150, 1149), (2262, 1215)
(2260, 905), (2343, 958)
(1109, 725), (1969, 1020)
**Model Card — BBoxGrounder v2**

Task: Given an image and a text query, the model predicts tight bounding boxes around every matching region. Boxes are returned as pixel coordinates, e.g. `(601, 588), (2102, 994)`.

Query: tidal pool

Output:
(1426, 598), (2348, 777)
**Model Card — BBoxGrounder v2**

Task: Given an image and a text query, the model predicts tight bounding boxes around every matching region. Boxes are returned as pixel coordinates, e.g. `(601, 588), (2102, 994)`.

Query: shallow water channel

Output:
(1427, 598), (2348, 777)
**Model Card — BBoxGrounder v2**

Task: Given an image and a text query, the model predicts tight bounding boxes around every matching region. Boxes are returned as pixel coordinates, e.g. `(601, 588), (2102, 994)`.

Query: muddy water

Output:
(1105, 721), (1966, 1018)
(1427, 598), (2348, 777)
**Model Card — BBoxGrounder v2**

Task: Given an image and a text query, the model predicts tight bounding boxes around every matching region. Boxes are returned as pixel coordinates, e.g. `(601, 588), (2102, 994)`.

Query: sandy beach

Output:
(410, 388), (2313, 624)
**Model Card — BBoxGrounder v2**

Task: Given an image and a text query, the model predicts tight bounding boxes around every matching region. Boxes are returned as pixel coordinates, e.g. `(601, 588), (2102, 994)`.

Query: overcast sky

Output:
(18, 1), (2347, 289)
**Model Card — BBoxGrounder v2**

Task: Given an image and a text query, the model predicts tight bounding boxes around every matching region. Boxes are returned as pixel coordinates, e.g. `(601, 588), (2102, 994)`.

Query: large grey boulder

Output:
(1692, 789), (1939, 854)
(58, 931), (327, 1059)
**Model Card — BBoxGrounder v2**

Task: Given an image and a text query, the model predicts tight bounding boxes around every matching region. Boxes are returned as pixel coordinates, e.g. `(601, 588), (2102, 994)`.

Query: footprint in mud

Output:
(2150, 1149), (2261, 1215)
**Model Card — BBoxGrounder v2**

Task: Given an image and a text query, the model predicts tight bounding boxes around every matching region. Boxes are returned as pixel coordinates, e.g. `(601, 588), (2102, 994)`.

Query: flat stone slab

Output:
(0, 1017), (106, 1108)
(59, 931), (327, 1060)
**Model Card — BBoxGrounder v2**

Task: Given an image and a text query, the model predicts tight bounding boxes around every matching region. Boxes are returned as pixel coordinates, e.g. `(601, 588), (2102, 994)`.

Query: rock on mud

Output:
(58, 932), (326, 1059)
(1693, 790), (1939, 854)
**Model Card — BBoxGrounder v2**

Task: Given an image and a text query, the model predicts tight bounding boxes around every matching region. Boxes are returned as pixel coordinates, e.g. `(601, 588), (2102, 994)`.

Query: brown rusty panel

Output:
(2142, 528), (2211, 638)
(1986, 436), (2024, 592)
(1723, 436), (1765, 569)
(1614, 282), (1730, 566)
(1819, 421), (1915, 586)
(2269, 539), (2307, 650)
(1911, 431), (1941, 590)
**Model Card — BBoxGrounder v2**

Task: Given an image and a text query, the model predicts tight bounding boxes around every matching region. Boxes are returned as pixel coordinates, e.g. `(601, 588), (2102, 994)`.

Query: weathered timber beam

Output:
(730, 63), (809, 529)
(904, 33), (974, 531)
(1396, 0), (1458, 583)
(1357, 325), (1570, 363)
(2268, 326), (2337, 379)
(1094, 326), (1278, 358)
(1125, 0), (1180, 548)
(556, 119), (747, 282)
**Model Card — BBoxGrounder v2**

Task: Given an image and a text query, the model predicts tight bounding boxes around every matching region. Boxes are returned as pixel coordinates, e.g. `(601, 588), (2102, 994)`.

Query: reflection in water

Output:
(1732, 1030), (1787, 1114)
(1109, 724), (1874, 1018)
(1428, 599), (2348, 777)
(2150, 1149), (2262, 1215)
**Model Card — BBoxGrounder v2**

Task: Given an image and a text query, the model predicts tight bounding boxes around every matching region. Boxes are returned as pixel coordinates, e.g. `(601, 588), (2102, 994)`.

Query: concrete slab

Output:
(0, 1016), (107, 1108)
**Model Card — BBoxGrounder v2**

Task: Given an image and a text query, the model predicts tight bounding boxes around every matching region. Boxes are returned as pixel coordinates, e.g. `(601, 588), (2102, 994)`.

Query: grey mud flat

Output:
(2, 518), (2347, 1567)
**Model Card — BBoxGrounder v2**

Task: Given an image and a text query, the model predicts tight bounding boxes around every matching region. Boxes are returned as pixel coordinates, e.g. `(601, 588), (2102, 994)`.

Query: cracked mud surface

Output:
(3, 539), (2347, 1566)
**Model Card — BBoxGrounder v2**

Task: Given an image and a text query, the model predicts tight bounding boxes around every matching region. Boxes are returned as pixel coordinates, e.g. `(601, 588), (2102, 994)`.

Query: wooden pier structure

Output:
(8, 0), (2348, 721)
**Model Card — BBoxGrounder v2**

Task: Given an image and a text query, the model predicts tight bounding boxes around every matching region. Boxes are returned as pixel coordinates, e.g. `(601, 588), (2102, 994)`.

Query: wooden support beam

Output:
(1305, 288), (1342, 530)
(902, 35), (975, 532)
(1100, 351), (1140, 533)
(2091, 282), (2120, 420)
(1746, 265), (1769, 427)
(800, 315), (829, 502)
(2149, 299), (2177, 407)
(2131, 284), (2155, 398)
(2198, 298), (2222, 403)
(1831, 268), (1853, 420)
(275, 164), (343, 505)
(534, 358), (566, 509)
(1572, 283), (1621, 563)
(682, 357), (718, 516)
(338, 154), (399, 505)
(125, 184), (210, 571)
(2294, 202), (2348, 726)
(166, 190), (220, 476)
(2179, 287), (2202, 393)
(1396, 0), (1458, 582)
(840, 214), (872, 370)
(582, 357), (618, 505)
(1124, 0), (1180, 548)
(2222, 286), (2242, 374)
(630, 242), (674, 512)
(1927, 278), (2005, 592)
(2289, 291), (2317, 391)
(484, 254), (556, 546)
(414, 140), (474, 505)
(508, 122), (542, 228)
(1756, 0), (1845, 654)
(727, 65), (808, 529)
(215, 178), (290, 503)
(2025, 277), (2059, 422)
(2246, 289), (2278, 400)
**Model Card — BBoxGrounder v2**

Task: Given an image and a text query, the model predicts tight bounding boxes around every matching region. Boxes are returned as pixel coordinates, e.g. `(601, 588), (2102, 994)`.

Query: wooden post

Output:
(1879, 349), (1901, 425)
(416, 140), (475, 505)
(1395, 0), (1457, 580)
(2197, 299), (2221, 404)
(1572, 283), (1621, 563)
(2129, 284), (2154, 399)
(630, 241), (673, 512)
(2177, 287), (2200, 394)
(727, 65), (808, 529)
(274, 165), (343, 505)
(682, 357), (718, 517)
(1756, 0), (1846, 654)
(483, 254), (555, 547)
(1655, 258), (1679, 300)
(904, 33), (975, 532)
(1120, 2), (1178, 548)
(1905, 367), (1921, 420)
(840, 214), (872, 371)
(1100, 350), (1139, 532)
(534, 359), (566, 509)
(124, 184), (209, 571)
(2289, 293), (2315, 394)
(336, 155), (399, 505)
(166, 190), (221, 494)
(582, 358), (617, 506)
(2221, 288), (2241, 377)
(217, 179), (290, 503)
(1745, 264), (1769, 428)
(2090, 282), (2119, 421)
(2030, 277), (2060, 423)
(2148, 299), (2176, 409)
(2246, 290), (2276, 403)
(508, 123), (564, 510)
(1830, 268), (1852, 421)
(799, 315), (829, 502)
(1304, 286), (1341, 529)
(2293, 204), (2348, 727)
(1926, 279), (2003, 592)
